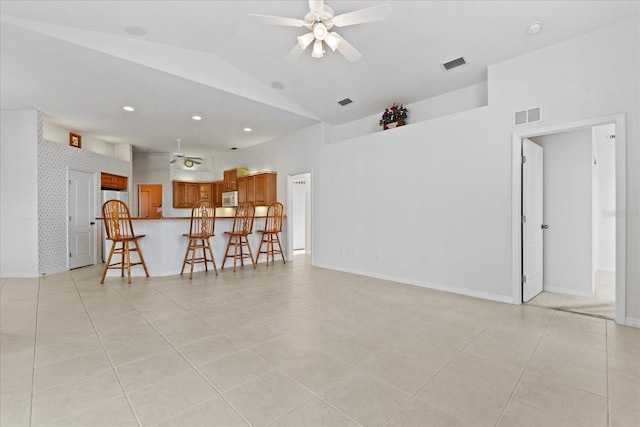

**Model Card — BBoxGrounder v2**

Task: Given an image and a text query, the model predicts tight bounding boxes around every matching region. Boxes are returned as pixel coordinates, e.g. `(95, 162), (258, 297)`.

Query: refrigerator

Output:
(101, 190), (129, 262)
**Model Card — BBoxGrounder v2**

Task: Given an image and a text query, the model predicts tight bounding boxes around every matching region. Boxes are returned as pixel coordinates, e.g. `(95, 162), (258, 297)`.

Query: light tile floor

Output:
(1, 257), (638, 426)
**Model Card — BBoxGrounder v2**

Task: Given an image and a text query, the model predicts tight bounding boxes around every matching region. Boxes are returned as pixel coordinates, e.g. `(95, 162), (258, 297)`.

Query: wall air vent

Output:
(338, 98), (353, 106)
(443, 57), (466, 70)
(513, 107), (542, 126)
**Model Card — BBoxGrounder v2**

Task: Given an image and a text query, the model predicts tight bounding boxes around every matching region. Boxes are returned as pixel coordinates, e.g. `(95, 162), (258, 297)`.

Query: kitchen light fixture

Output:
(192, 115), (202, 120)
(123, 106), (135, 112)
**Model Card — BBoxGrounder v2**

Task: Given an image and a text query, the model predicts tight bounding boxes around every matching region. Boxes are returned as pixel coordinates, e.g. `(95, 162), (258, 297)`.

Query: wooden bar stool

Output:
(181, 200), (218, 279)
(221, 202), (256, 272)
(256, 202), (286, 266)
(101, 199), (149, 284)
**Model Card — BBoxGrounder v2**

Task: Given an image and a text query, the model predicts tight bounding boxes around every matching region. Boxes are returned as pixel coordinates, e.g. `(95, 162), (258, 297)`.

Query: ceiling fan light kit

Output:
(170, 138), (203, 165)
(248, 0), (392, 62)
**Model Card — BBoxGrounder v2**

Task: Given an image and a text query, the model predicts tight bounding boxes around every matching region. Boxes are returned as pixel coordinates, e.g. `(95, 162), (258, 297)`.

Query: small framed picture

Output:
(69, 132), (82, 148)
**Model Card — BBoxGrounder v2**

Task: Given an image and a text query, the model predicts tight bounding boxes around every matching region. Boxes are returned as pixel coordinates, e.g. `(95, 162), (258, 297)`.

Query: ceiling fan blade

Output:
(334, 33), (362, 63)
(332, 4), (392, 27)
(308, 0), (324, 14)
(188, 156), (204, 161)
(247, 14), (305, 27)
(284, 44), (305, 62)
(169, 158), (178, 164)
(190, 159), (202, 165)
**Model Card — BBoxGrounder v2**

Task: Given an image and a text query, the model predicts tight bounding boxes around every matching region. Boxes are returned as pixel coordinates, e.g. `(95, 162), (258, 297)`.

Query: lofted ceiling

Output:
(1, 0), (637, 158)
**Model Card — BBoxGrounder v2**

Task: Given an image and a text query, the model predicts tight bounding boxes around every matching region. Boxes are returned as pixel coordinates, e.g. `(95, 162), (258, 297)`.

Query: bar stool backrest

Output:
(188, 200), (216, 237)
(102, 199), (135, 240)
(231, 202), (255, 235)
(264, 202), (284, 233)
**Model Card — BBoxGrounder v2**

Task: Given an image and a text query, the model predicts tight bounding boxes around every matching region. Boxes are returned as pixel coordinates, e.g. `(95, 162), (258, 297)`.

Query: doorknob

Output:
(541, 224), (549, 229)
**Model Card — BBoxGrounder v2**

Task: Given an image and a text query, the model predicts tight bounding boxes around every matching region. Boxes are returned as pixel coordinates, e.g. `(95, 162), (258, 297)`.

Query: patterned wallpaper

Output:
(37, 113), (132, 275)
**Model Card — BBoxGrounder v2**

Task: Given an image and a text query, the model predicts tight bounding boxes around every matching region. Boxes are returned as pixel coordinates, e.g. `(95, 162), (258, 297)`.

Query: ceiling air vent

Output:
(514, 107), (542, 126)
(338, 98), (353, 106)
(443, 57), (466, 70)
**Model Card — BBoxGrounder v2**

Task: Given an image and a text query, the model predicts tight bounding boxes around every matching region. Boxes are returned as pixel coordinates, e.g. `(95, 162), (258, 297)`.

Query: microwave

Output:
(221, 191), (238, 207)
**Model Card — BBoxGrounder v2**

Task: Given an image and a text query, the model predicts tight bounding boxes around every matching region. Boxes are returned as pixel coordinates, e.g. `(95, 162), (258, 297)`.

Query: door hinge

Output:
(521, 155), (527, 164)
(69, 252), (72, 258)
(69, 216), (72, 222)
(522, 215), (527, 223)
(522, 275), (527, 283)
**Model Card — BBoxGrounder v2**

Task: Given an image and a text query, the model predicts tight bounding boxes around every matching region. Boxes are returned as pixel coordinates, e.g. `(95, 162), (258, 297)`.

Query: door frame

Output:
(287, 171), (313, 262)
(511, 114), (626, 324)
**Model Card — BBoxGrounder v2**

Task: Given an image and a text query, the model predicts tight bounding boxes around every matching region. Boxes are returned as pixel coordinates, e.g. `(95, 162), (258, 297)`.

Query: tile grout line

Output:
(492, 310), (554, 425)
(69, 273), (144, 427)
(605, 320), (610, 427)
(104, 276), (257, 427)
(28, 277), (42, 427)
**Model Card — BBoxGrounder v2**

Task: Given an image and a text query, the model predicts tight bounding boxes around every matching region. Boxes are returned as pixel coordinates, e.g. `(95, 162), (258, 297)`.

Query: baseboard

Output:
(625, 317), (640, 328)
(313, 263), (513, 305)
(543, 286), (594, 298)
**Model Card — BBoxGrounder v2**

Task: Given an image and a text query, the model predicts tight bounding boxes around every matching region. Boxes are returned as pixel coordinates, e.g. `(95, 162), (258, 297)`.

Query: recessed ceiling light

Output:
(528, 21), (543, 34)
(271, 81), (285, 90)
(244, 127), (252, 132)
(124, 25), (148, 36)
(123, 106), (135, 112)
(192, 115), (202, 121)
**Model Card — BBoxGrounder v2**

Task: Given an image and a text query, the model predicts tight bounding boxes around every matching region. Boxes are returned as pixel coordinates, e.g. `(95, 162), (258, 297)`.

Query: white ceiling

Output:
(1, 1), (637, 158)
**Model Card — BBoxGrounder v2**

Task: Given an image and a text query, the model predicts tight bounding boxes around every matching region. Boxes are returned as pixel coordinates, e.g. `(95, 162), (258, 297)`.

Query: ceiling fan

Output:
(169, 139), (203, 166)
(248, 0), (392, 63)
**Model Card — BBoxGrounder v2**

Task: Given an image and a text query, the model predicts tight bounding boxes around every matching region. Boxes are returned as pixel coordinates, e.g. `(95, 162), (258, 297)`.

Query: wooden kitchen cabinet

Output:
(254, 172), (276, 205)
(237, 172), (276, 205)
(238, 175), (254, 204)
(172, 181), (200, 208)
(199, 183), (212, 201)
(101, 172), (128, 190)
(212, 181), (222, 207)
(223, 168), (248, 192)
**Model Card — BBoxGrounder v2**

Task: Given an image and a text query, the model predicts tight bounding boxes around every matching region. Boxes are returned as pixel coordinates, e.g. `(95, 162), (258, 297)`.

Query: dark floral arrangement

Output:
(379, 103), (408, 129)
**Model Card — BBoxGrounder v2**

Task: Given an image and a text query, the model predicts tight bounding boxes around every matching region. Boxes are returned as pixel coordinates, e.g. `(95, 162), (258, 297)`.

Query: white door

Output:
(522, 139), (544, 302)
(69, 170), (95, 269)
(292, 181), (306, 250)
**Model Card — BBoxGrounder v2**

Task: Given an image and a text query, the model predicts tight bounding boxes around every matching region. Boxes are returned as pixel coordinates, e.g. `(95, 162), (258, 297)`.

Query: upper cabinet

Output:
(223, 168), (248, 192)
(172, 181), (211, 208)
(239, 172), (276, 206)
(101, 173), (128, 190)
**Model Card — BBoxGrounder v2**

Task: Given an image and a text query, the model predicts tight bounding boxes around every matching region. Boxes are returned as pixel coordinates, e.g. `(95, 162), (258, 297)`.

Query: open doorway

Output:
(523, 125), (616, 319)
(288, 173), (312, 260)
(138, 184), (163, 218)
(512, 114), (626, 324)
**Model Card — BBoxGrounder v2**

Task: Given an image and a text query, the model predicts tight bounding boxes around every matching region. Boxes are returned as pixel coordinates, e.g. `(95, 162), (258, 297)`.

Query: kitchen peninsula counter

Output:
(98, 207), (285, 278)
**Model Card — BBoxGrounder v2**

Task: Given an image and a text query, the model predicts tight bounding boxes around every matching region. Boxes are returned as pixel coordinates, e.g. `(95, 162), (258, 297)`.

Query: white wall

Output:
(43, 121), (118, 158)
(0, 111), (39, 277)
(594, 124), (616, 271)
(490, 17), (639, 322)
(330, 82), (488, 143)
(533, 129), (594, 297)
(226, 18), (639, 320)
